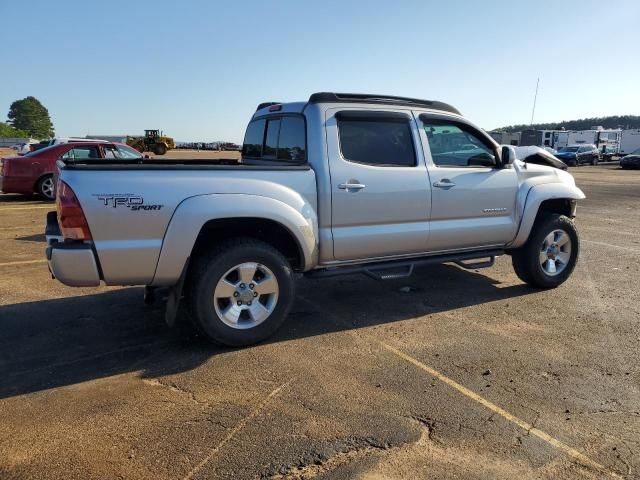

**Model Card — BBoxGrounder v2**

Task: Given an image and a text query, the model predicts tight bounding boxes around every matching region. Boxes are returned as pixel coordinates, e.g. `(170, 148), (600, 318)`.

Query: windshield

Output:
(631, 148), (640, 155)
(103, 144), (143, 160)
(559, 147), (579, 153)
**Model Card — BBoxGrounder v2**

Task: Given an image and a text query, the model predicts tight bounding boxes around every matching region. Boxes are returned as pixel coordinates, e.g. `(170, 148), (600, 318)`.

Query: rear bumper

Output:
(0, 175), (34, 194)
(45, 211), (100, 287)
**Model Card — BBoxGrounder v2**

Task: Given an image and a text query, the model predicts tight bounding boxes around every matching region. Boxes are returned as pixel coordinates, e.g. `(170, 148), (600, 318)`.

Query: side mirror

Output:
(501, 145), (516, 167)
(144, 154), (150, 159)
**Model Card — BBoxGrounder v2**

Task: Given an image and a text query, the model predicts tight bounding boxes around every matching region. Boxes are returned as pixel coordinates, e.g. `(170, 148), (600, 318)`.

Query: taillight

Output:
(56, 181), (92, 240)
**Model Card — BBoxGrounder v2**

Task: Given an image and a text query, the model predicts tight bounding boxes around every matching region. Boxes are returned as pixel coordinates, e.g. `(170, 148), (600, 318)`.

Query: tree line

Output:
(494, 115), (640, 133)
(1, 96), (54, 138)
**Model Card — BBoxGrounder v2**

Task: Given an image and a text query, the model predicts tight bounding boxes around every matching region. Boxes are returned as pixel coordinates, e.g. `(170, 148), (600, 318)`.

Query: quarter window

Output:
(422, 121), (496, 168)
(337, 115), (416, 167)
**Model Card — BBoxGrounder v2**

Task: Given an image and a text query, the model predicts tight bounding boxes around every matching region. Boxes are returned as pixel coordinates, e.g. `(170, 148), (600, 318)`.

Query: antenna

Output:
(530, 77), (539, 125)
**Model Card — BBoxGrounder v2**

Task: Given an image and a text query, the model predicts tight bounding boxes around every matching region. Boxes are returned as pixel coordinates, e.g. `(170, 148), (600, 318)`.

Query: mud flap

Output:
(164, 257), (190, 328)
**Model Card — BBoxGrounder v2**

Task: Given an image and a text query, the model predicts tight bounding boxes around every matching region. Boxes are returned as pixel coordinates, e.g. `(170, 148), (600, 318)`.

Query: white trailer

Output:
(566, 129), (620, 158)
(619, 129), (640, 155)
(553, 131), (570, 150)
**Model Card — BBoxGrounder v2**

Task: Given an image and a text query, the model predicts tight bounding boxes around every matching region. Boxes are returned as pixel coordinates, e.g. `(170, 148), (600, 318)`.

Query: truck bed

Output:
(56, 159), (317, 285)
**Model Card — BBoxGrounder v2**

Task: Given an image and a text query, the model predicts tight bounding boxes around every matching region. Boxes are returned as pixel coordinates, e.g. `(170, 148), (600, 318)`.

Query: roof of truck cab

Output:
(253, 92), (461, 118)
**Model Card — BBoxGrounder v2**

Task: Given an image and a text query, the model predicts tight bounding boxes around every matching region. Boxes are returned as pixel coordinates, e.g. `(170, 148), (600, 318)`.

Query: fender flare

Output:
(151, 193), (318, 286)
(507, 183), (585, 248)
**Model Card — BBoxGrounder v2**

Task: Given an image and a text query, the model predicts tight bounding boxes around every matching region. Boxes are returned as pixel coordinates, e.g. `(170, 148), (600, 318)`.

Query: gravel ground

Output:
(0, 165), (638, 479)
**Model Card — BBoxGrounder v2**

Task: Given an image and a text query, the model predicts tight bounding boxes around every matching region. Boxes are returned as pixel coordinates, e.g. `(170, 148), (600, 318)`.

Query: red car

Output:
(0, 142), (143, 200)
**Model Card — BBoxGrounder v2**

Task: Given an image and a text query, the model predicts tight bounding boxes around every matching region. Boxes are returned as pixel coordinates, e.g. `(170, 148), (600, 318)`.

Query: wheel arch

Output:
(151, 193), (318, 286)
(508, 183), (585, 249)
(33, 172), (54, 196)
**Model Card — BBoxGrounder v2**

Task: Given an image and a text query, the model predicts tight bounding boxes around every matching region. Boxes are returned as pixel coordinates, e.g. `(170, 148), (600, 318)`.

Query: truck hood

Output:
(514, 160), (579, 189)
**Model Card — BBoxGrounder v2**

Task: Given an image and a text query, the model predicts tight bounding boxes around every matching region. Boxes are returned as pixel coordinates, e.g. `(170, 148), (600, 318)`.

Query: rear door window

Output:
(59, 146), (100, 160)
(337, 114), (416, 167)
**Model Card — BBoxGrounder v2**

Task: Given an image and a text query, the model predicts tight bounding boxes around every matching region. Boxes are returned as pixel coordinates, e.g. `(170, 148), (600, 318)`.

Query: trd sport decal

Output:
(95, 194), (164, 211)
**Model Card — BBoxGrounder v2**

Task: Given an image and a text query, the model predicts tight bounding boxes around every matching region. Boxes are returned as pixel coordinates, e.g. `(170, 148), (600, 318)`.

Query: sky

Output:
(1, 0), (639, 142)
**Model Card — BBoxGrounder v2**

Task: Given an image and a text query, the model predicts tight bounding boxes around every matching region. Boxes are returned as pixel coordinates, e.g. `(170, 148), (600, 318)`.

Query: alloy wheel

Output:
(539, 229), (572, 276)
(213, 262), (279, 329)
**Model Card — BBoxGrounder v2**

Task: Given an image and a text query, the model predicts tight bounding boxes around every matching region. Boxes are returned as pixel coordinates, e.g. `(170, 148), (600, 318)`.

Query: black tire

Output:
(153, 144), (167, 155)
(511, 214), (579, 289)
(37, 174), (55, 200)
(186, 238), (295, 346)
(591, 155), (598, 166)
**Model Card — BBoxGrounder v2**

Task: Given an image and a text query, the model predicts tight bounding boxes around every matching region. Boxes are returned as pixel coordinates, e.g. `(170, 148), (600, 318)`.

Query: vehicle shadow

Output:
(0, 263), (535, 399)
(0, 194), (47, 204)
(14, 233), (46, 243)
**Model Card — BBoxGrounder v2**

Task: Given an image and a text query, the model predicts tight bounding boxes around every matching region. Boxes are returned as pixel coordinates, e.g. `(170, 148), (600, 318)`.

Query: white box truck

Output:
(620, 129), (640, 155)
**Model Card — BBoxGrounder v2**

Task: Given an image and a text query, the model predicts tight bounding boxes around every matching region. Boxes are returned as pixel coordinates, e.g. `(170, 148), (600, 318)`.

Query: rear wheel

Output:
(153, 143), (167, 155)
(511, 214), (579, 289)
(37, 175), (55, 200)
(187, 239), (295, 346)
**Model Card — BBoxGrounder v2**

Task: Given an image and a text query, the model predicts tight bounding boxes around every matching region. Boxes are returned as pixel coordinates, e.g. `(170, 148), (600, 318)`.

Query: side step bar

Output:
(305, 249), (504, 280)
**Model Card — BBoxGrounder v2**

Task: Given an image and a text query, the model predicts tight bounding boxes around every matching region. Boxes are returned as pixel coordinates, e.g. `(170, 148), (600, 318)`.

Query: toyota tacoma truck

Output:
(45, 92), (585, 346)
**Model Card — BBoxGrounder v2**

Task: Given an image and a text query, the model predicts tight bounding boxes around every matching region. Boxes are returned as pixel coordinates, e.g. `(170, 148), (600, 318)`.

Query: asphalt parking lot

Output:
(0, 165), (638, 480)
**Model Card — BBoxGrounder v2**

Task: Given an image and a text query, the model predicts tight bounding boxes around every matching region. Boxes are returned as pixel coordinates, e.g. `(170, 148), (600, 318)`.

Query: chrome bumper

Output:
(45, 211), (100, 287)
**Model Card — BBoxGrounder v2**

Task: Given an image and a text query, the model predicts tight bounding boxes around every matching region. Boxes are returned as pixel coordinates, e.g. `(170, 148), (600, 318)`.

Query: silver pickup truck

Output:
(46, 92), (585, 346)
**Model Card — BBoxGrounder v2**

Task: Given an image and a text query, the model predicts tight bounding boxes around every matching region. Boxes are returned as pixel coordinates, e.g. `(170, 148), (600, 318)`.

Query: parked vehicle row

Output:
(554, 144), (600, 166)
(620, 148), (640, 169)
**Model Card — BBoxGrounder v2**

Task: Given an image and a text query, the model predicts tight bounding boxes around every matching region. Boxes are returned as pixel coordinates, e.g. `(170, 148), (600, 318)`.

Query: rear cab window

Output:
(242, 115), (306, 165)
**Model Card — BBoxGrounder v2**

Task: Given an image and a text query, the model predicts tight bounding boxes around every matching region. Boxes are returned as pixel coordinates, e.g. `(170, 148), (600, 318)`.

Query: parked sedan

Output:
(555, 144), (600, 166)
(10, 142), (33, 155)
(620, 148), (640, 169)
(0, 142), (142, 200)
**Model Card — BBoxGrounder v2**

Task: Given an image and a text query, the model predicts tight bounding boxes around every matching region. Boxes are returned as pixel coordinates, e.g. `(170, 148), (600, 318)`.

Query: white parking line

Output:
(583, 239), (640, 254)
(382, 343), (621, 479)
(182, 378), (294, 480)
(299, 296), (621, 478)
(0, 259), (47, 267)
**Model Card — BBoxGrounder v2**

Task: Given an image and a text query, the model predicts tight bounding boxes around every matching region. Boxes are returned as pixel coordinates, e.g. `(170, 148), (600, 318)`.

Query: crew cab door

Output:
(417, 114), (518, 251)
(326, 108), (430, 261)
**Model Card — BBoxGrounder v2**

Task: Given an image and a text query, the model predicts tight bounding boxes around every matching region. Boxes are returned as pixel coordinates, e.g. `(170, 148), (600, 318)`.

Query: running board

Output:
(305, 249), (503, 280)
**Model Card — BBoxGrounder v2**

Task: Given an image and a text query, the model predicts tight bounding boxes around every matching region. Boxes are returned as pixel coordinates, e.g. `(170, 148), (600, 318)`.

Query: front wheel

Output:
(187, 239), (295, 346)
(511, 214), (579, 289)
(153, 144), (167, 155)
(37, 174), (55, 200)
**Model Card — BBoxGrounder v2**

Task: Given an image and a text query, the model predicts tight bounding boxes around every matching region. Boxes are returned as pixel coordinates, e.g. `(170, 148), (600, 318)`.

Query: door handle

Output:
(433, 179), (456, 189)
(338, 181), (366, 191)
